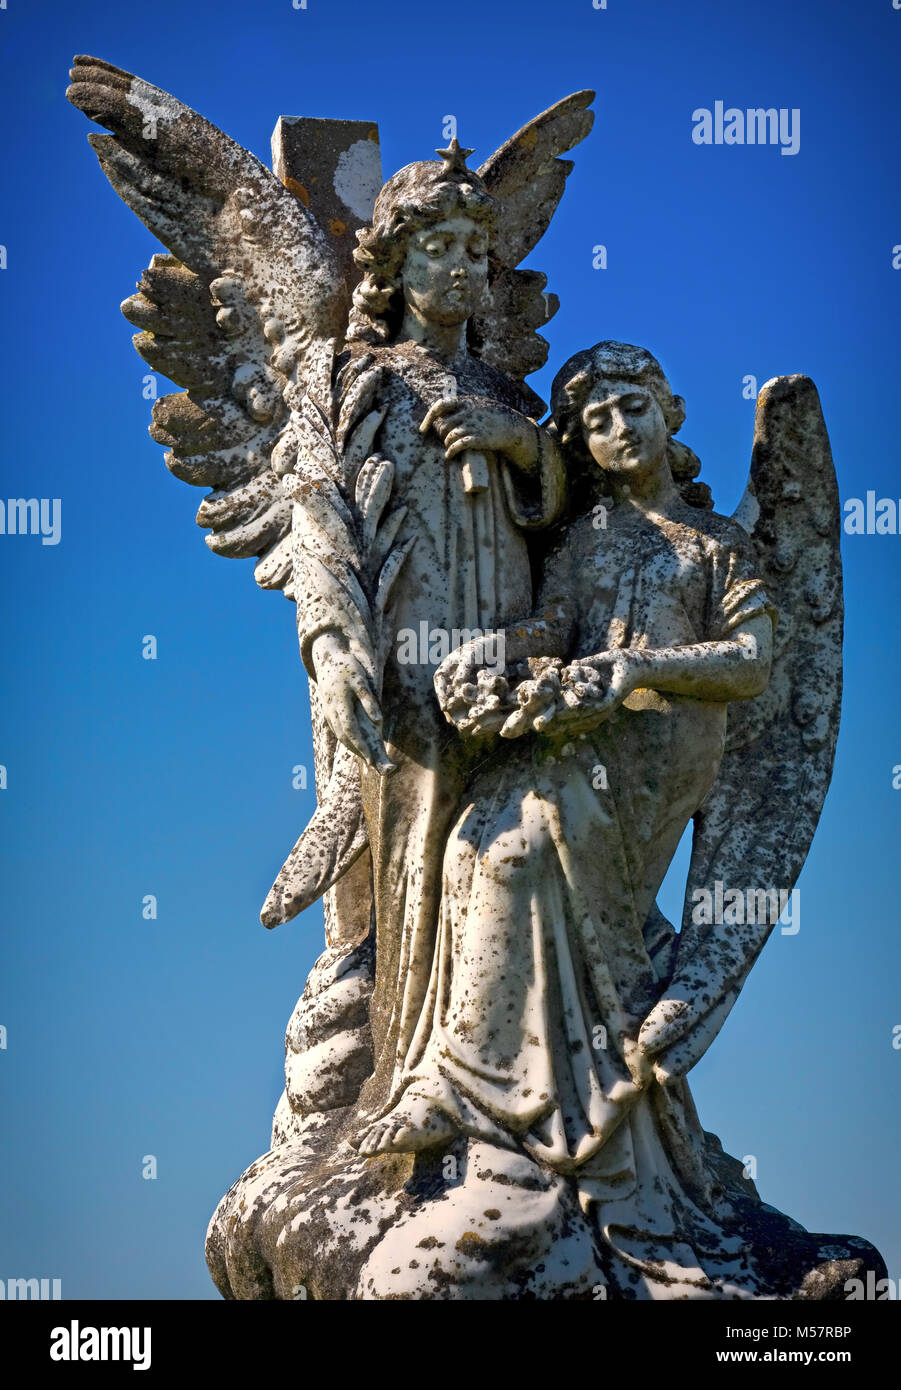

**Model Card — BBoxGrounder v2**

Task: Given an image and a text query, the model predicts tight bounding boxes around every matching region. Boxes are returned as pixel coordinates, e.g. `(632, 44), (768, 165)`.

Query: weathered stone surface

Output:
(280, 938), (374, 1120)
(68, 56), (884, 1300)
(206, 1119), (885, 1300)
(271, 116), (382, 298)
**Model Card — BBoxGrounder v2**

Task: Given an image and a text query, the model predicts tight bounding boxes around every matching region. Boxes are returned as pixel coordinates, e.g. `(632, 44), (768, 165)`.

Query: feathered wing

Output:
(67, 54), (348, 593)
(640, 375), (843, 1079)
(475, 90), (595, 405)
(67, 57), (378, 940)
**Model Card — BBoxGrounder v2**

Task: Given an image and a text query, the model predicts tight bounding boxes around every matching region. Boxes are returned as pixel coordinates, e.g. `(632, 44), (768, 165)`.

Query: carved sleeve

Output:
(500, 425), (566, 531)
(706, 524), (778, 641)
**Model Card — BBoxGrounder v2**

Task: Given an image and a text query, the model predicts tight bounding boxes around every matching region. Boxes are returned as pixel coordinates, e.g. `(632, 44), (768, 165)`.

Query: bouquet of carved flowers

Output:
(435, 645), (615, 742)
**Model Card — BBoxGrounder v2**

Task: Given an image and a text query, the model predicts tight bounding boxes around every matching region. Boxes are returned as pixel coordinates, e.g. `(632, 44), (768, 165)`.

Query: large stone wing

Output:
(474, 90), (595, 403)
(641, 376), (843, 1079)
(67, 54), (348, 596)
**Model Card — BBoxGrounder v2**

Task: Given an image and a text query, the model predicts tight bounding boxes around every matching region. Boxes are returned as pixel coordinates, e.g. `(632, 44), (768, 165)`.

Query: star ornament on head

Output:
(435, 136), (475, 176)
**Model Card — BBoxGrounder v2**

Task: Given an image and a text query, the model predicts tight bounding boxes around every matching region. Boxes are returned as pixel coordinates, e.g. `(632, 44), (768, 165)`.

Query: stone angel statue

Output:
(69, 57), (885, 1300)
(65, 56), (589, 936)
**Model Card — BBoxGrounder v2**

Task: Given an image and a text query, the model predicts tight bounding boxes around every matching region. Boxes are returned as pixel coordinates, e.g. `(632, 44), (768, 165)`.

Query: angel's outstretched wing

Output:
(68, 57), (375, 946)
(474, 90), (595, 406)
(67, 55), (348, 595)
(640, 376), (843, 1079)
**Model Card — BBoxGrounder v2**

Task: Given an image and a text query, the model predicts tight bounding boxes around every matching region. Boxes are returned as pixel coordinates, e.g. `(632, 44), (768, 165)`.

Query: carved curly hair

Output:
(550, 341), (712, 511)
(346, 159), (499, 346)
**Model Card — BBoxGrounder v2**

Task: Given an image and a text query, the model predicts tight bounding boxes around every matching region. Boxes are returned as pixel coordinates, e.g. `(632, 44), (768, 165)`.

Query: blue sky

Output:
(1, 0), (899, 1298)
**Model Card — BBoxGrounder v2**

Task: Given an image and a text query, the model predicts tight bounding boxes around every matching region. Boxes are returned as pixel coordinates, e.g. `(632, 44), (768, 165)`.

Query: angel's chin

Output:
(428, 306), (470, 326)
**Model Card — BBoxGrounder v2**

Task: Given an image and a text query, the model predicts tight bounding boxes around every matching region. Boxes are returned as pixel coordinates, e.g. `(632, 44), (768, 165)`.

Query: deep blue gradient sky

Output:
(1, 0), (899, 1298)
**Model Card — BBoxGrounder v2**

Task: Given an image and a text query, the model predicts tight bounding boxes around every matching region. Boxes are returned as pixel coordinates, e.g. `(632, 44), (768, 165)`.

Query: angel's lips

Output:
(607, 443), (644, 464)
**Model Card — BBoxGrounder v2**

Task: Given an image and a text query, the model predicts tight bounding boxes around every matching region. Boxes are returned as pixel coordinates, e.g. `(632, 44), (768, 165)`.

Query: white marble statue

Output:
(68, 55), (883, 1300)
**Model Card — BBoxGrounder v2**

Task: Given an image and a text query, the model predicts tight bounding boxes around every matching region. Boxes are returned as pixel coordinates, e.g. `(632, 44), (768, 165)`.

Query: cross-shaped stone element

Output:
(271, 115), (383, 295)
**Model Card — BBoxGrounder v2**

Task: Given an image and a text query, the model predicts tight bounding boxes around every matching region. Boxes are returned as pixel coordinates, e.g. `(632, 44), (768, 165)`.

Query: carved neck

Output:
(399, 304), (468, 360)
(608, 459), (681, 517)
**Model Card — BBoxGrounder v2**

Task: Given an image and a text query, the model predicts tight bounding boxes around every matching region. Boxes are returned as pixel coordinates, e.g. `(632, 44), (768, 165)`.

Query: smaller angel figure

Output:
(354, 342), (848, 1297)
(358, 341), (775, 1156)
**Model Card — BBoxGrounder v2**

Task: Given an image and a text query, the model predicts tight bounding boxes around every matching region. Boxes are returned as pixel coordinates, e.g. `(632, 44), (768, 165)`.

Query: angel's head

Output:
(550, 341), (712, 510)
(347, 139), (498, 344)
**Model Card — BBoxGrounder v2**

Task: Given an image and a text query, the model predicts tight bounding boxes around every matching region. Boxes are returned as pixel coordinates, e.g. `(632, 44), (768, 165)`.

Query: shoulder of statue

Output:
(465, 356), (540, 415)
(686, 506), (755, 555)
(543, 512), (594, 573)
(333, 342), (414, 418)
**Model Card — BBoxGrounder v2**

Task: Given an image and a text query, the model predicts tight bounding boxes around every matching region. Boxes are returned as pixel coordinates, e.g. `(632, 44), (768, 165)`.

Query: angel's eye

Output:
(625, 396), (649, 414)
(423, 239), (449, 258)
(467, 241), (488, 261)
(585, 411), (610, 432)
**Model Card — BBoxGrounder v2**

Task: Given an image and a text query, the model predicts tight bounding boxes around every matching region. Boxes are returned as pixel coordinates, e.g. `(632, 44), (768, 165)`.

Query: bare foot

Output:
(353, 1094), (457, 1156)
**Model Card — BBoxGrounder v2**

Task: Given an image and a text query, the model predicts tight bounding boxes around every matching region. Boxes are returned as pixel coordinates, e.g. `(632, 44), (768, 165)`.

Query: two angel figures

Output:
(68, 56), (885, 1300)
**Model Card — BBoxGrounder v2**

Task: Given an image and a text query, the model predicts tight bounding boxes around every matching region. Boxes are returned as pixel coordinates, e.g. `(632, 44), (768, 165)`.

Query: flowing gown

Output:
(385, 498), (781, 1296)
(297, 340), (564, 1120)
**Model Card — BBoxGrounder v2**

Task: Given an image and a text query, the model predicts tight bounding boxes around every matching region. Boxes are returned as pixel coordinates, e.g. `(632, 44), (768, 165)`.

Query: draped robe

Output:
(296, 340), (564, 1117)
(384, 500), (780, 1296)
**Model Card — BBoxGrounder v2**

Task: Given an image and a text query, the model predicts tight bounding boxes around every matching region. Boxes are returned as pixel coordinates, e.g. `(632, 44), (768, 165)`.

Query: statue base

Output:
(206, 1111), (885, 1301)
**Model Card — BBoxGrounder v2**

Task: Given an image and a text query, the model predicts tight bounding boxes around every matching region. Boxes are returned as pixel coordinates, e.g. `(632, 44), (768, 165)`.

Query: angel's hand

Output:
(311, 631), (395, 775)
(636, 999), (693, 1085)
(553, 650), (639, 730)
(637, 998), (692, 1058)
(500, 651), (637, 739)
(627, 1039), (659, 1089)
(420, 397), (538, 471)
(499, 668), (565, 738)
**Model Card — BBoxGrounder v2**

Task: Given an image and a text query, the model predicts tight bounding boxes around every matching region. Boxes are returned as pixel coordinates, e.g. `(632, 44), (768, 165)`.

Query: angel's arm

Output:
(309, 630), (394, 774)
(585, 613), (774, 704)
(287, 390), (407, 777)
(496, 522), (777, 736)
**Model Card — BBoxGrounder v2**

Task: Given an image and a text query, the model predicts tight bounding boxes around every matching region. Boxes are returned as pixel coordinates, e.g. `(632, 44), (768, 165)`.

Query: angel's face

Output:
(581, 380), (668, 481)
(400, 215), (489, 326)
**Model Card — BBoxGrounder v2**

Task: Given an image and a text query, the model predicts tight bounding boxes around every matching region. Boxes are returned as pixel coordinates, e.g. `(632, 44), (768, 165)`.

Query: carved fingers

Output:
(500, 671), (562, 738)
(434, 642), (639, 741)
(638, 998), (693, 1057)
(312, 632), (395, 774)
(420, 396), (535, 466)
(497, 652), (638, 738)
